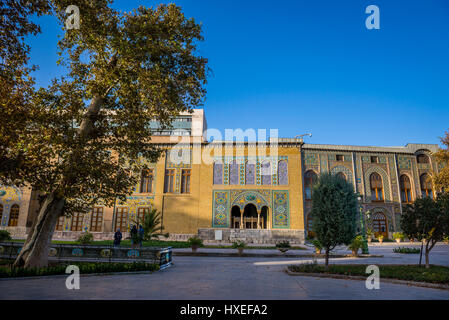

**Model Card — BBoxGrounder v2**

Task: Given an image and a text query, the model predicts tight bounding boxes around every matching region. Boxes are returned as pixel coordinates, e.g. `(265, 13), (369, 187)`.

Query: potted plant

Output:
(187, 236), (203, 252)
(393, 232), (405, 243)
(232, 240), (246, 255)
(348, 235), (364, 257)
(312, 239), (322, 254)
(366, 228), (374, 244)
(276, 240), (291, 253)
(377, 234), (384, 244)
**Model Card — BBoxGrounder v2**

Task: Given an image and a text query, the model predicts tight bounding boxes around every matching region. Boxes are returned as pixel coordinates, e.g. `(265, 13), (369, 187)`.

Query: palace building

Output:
(0, 109), (442, 243)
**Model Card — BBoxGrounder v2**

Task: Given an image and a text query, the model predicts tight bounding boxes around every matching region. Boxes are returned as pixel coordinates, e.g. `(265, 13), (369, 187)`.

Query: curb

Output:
(285, 269), (449, 291)
(173, 252), (383, 258)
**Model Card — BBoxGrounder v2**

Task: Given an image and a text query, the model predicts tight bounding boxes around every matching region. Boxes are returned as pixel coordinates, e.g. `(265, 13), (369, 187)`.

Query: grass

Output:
(288, 264), (449, 285)
(6, 239), (307, 250)
(0, 261), (159, 278)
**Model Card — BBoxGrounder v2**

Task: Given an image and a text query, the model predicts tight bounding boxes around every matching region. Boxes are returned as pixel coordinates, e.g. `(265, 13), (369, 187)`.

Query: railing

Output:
(0, 242), (172, 270)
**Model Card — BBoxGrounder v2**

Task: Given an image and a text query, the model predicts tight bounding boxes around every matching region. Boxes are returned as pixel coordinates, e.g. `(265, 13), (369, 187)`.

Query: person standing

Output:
(138, 224), (145, 248)
(113, 228), (122, 248)
(130, 225), (138, 248)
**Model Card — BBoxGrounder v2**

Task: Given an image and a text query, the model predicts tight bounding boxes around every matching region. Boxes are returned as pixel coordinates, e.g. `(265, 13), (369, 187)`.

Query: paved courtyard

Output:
(1, 243), (448, 300)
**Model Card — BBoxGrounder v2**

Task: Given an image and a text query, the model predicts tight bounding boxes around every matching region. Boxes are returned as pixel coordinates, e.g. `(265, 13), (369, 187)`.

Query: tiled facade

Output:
(0, 110), (441, 243)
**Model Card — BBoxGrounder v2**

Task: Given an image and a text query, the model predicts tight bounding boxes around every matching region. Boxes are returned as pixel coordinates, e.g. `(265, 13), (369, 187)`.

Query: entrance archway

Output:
(231, 206), (241, 229)
(260, 206), (268, 229)
(243, 203), (258, 229)
(372, 212), (388, 238)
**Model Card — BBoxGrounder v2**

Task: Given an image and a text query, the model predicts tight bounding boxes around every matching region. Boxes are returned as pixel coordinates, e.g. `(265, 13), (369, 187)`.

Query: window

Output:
(70, 213), (83, 231)
(304, 170), (318, 200)
(140, 169), (154, 193)
(336, 172), (347, 181)
(115, 207), (128, 231)
(370, 156), (379, 163)
(181, 169), (191, 194)
(420, 173), (433, 198)
(336, 155), (344, 161)
(213, 162), (223, 185)
(400, 175), (412, 203)
(90, 207), (103, 232)
(370, 172), (384, 202)
(261, 161), (271, 185)
(164, 169), (175, 193)
(8, 204), (20, 227)
(137, 207), (150, 224)
(417, 154), (430, 164)
(372, 212), (388, 237)
(245, 161), (255, 185)
(278, 160), (288, 185)
(55, 216), (65, 231)
(229, 161), (239, 185)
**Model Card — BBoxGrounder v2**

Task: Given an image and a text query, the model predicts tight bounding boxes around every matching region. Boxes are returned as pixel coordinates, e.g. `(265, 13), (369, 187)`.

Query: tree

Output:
(311, 173), (358, 267)
(401, 194), (449, 269)
(1, 1), (208, 268)
(133, 208), (168, 241)
(434, 130), (449, 192)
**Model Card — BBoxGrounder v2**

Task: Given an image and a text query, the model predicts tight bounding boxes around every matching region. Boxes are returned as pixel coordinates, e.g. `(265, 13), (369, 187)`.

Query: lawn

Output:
(288, 264), (449, 285)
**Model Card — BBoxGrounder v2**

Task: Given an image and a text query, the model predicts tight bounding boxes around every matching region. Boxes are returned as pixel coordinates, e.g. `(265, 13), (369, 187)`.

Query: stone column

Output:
(240, 207), (243, 229)
(257, 209), (261, 229)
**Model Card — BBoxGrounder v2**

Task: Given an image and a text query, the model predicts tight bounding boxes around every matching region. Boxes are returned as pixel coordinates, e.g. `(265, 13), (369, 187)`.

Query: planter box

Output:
(0, 242), (172, 270)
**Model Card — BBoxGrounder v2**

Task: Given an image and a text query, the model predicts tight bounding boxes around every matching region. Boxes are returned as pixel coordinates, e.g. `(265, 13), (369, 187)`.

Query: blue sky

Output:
(28, 0), (449, 147)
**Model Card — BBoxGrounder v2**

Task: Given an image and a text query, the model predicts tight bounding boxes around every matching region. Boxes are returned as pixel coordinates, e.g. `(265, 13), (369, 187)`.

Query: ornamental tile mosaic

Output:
(304, 153), (318, 165)
(398, 156), (411, 169)
(212, 190), (230, 228)
(364, 166), (392, 202)
(272, 191), (289, 228)
(116, 195), (155, 230)
(330, 165), (354, 185)
(231, 190), (271, 211)
(166, 149), (192, 169)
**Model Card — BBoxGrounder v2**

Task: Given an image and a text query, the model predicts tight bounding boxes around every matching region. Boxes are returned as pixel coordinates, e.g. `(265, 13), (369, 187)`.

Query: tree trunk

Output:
(325, 248), (330, 268)
(425, 240), (432, 269)
(13, 192), (65, 268)
(419, 239), (424, 267)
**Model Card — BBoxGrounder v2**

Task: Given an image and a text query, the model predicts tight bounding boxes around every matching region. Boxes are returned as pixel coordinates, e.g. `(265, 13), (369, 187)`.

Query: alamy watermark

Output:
(365, 5), (380, 30)
(65, 265), (80, 290)
(365, 265), (380, 289)
(65, 5), (80, 30)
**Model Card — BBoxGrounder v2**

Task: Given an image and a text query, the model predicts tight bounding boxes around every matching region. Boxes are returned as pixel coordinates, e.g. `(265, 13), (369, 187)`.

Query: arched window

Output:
(420, 173), (433, 198)
(229, 160), (239, 185)
(213, 162), (223, 185)
(245, 161), (255, 185)
(304, 170), (318, 200)
(278, 160), (288, 185)
(336, 172), (346, 181)
(400, 175), (412, 203)
(261, 161), (271, 185)
(8, 204), (20, 226)
(417, 154), (430, 164)
(370, 173), (384, 202)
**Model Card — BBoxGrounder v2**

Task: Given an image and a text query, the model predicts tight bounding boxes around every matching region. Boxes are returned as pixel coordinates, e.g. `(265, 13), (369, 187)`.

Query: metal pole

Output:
(359, 201), (369, 254)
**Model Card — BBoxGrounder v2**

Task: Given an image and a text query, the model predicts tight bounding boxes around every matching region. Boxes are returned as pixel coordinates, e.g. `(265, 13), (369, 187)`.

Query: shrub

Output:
(276, 240), (291, 249)
(0, 262), (159, 278)
(311, 239), (322, 251)
(348, 235), (364, 254)
(393, 232), (405, 240)
(377, 234), (384, 241)
(77, 232), (94, 245)
(0, 230), (11, 242)
(232, 240), (246, 249)
(187, 237), (203, 247)
(366, 228), (374, 238)
(393, 247), (421, 254)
